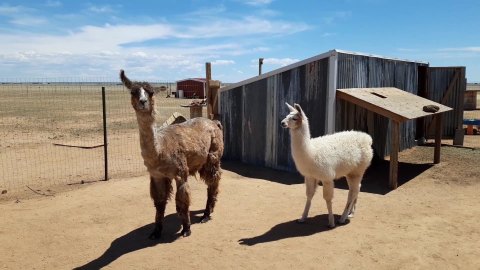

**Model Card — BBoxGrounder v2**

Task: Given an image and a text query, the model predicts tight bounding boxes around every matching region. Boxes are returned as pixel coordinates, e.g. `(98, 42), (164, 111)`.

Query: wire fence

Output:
(0, 78), (205, 194)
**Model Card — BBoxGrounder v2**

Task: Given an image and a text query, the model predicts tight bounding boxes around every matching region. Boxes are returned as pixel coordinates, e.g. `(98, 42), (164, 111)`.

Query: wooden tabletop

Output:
(337, 87), (452, 122)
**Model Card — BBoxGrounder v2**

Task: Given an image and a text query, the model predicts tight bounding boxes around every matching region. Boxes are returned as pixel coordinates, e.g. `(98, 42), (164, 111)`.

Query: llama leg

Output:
(199, 154), (222, 223)
(298, 177), (317, 223)
(149, 176), (173, 240)
(339, 175), (361, 224)
(322, 180), (335, 228)
(175, 175), (191, 237)
(201, 180), (219, 223)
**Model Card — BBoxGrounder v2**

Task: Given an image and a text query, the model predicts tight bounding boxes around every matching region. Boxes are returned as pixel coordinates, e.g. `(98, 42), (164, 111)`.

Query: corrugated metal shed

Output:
(219, 49), (464, 172)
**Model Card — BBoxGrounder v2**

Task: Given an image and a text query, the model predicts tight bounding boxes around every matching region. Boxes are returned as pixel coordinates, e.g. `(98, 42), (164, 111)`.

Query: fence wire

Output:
(0, 78), (203, 193)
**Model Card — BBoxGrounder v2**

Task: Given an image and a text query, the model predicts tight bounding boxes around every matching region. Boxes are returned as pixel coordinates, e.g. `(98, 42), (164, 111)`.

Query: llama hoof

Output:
(327, 223), (336, 229)
(348, 213), (355, 218)
(296, 218), (306, 224)
(200, 215), (211, 223)
(181, 229), (191, 237)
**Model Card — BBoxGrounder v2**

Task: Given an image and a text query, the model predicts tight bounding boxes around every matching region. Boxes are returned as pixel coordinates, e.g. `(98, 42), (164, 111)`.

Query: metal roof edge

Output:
(219, 49), (429, 93)
(220, 49), (337, 92)
(334, 49), (429, 65)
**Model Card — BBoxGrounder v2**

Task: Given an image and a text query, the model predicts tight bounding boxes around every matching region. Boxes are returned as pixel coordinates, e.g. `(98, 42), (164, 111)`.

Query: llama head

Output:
(281, 102), (307, 129)
(119, 69), (156, 114)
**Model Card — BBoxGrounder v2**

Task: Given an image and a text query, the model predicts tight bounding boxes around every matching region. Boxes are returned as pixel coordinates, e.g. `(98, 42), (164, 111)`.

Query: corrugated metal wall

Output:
(219, 50), (460, 171)
(220, 57), (330, 171)
(335, 52), (427, 157)
(424, 67), (466, 140)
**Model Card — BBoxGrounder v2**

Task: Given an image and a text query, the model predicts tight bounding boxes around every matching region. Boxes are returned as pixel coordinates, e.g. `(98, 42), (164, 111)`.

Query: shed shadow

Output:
(222, 158), (433, 195)
(238, 214), (345, 246)
(74, 210), (204, 270)
(337, 157), (434, 195)
(222, 161), (303, 185)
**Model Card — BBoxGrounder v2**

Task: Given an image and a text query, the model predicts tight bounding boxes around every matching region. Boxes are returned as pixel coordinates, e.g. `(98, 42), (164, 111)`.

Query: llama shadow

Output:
(222, 161), (303, 185)
(74, 210), (204, 270)
(238, 214), (345, 246)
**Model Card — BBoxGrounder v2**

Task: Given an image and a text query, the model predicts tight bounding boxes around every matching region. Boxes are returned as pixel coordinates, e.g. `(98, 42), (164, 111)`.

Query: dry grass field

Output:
(0, 85), (479, 269)
(0, 83), (198, 194)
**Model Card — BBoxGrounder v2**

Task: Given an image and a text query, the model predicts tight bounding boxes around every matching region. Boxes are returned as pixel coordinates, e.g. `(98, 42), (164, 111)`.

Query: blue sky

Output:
(0, 0), (479, 82)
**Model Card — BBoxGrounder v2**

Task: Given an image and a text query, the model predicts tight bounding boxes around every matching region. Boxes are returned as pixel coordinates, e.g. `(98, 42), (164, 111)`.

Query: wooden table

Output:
(337, 87), (452, 189)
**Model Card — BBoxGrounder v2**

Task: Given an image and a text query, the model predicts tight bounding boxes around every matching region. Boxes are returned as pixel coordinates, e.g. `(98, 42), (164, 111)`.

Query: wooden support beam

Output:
(205, 62), (212, 119)
(434, 113), (443, 164)
(389, 120), (400, 189)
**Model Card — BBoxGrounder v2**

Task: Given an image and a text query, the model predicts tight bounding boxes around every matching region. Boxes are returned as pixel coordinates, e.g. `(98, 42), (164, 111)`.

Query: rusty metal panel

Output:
(336, 52), (425, 157)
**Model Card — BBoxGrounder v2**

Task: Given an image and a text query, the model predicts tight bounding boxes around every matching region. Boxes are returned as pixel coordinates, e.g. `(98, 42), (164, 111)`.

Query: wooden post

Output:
(389, 120), (400, 189)
(259, 58), (264, 75)
(209, 80), (221, 120)
(434, 113), (442, 164)
(205, 62), (212, 119)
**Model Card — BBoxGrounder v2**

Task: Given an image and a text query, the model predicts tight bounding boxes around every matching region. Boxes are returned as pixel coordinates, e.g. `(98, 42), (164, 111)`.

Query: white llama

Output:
(281, 102), (373, 228)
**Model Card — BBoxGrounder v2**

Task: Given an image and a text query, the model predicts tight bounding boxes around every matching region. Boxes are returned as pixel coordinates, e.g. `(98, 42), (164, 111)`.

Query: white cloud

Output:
(321, 32), (335, 38)
(88, 5), (115, 13)
(10, 16), (48, 26)
(0, 8), (310, 82)
(211, 60), (235, 65)
(438, 47), (480, 53)
(396, 48), (420, 52)
(323, 11), (351, 24)
(45, 1), (62, 7)
(182, 16), (309, 38)
(0, 4), (27, 15)
(244, 0), (274, 6)
(260, 57), (299, 67)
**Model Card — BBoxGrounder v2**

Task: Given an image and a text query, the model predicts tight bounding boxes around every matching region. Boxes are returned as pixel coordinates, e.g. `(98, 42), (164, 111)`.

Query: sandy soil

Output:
(1, 144), (479, 269)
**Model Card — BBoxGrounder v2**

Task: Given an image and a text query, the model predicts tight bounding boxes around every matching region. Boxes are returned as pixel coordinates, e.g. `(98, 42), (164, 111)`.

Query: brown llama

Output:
(120, 70), (224, 239)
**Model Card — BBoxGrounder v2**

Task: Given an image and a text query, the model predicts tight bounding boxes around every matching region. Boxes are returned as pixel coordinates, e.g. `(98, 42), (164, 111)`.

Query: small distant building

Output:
(465, 83), (480, 110)
(176, 78), (206, 98)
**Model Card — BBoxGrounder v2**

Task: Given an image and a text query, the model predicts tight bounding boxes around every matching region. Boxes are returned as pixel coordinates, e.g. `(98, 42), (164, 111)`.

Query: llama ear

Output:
(294, 103), (303, 115)
(119, 69), (132, 89)
(285, 102), (296, 112)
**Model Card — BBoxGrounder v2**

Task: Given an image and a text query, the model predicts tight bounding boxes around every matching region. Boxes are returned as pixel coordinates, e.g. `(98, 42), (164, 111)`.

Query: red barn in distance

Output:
(176, 78), (206, 98)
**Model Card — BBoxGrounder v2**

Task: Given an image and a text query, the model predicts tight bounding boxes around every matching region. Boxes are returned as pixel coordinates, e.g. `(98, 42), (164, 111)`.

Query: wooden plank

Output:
(426, 68), (460, 136)
(439, 69), (459, 105)
(337, 87), (452, 122)
(205, 62), (212, 119)
(389, 120), (400, 189)
(336, 90), (407, 122)
(434, 114), (442, 164)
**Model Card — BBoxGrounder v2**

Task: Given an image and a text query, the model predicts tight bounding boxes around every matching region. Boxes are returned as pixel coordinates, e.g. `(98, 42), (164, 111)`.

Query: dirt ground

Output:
(1, 90), (479, 269)
(1, 141), (479, 269)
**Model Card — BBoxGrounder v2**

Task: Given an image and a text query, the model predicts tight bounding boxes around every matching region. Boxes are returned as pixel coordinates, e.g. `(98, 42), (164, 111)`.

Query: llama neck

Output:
(136, 112), (160, 160)
(290, 121), (313, 157)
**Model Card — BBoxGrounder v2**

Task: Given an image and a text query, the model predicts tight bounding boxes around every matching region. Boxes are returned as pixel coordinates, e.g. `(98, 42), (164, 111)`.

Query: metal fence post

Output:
(102, 86), (109, 181)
